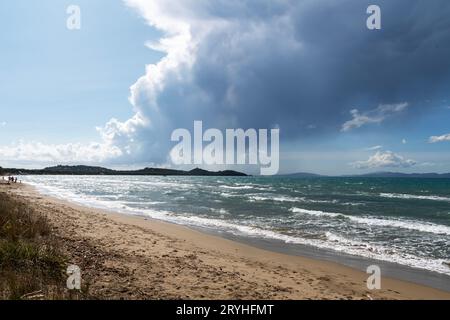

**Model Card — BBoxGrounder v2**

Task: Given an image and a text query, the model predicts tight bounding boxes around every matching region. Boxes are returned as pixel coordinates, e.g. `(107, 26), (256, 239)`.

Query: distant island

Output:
(277, 172), (323, 178)
(280, 171), (450, 179)
(345, 172), (450, 178)
(2, 165), (450, 178)
(0, 165), (248, 177)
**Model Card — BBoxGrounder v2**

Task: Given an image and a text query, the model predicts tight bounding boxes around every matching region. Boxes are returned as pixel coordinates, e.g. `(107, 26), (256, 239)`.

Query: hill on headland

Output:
(1, 166), (449, 178)
(0, 165), (248, 177)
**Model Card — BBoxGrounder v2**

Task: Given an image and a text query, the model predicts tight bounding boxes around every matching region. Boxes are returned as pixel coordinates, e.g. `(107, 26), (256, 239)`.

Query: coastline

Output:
(2, 183), (449, 300)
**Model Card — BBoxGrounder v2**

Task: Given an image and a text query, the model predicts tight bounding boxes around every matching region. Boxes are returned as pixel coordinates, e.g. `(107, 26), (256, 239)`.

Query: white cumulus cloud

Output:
(352, 151), (416, 169)
(429, 133), (450, 143)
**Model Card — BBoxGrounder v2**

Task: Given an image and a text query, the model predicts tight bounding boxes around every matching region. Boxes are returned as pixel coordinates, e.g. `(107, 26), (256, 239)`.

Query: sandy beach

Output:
(1, 183), (449, 300)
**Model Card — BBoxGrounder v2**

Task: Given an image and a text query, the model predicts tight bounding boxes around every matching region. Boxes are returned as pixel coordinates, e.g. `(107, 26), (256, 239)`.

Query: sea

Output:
(23, 175), (450, 288)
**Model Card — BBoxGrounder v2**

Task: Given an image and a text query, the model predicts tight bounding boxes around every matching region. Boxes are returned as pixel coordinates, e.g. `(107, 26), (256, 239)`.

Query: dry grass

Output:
(0, 192), (69, 299)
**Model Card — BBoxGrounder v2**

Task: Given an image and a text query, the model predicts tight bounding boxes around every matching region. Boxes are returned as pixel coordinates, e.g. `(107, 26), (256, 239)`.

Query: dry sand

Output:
(1, 183), (449, 300)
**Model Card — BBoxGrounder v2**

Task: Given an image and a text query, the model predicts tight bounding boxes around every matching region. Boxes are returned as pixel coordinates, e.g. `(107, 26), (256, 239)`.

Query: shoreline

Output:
(209, 230), (450, 293)
(2, 183), (450, 300)
(25, 179), (450, 292)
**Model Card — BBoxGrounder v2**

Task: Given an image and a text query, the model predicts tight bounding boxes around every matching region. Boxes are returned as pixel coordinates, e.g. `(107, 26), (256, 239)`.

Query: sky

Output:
(0, 0), (449, 175)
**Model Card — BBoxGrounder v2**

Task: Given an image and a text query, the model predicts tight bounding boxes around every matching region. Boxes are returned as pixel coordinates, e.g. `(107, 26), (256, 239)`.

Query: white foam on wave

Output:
(380, 193), (450, 202)
(26, 181), (132, 212)
(211, 208), (230, 215)
(248, 195), (304, 203)
(324, 232), (450, 275)
(290, 207), (341, 218)
(290, 207), (450, 235)
(219, 192), (239, 198)
(350, 216), (450, 235)
(220, 185), (254, 190)
(149, 207), (450, 275)
(248, 194), (338, 204)
(133, 180), (195, 189)
(308, 199), (339, 204)
(341, 202), (366, 206)
(118, 200), (166, 206)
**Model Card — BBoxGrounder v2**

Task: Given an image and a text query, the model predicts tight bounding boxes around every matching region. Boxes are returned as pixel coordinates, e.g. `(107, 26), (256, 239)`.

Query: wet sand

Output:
(1, 183), (449, 300)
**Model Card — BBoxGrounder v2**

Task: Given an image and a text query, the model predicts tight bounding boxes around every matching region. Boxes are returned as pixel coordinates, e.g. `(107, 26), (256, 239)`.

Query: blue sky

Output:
(1, 0), (450, 175)
(0, 0), (161, 143)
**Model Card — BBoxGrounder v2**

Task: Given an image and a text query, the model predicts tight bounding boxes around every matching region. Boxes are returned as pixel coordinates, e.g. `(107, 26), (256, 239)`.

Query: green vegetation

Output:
(0, 192), (67, 300)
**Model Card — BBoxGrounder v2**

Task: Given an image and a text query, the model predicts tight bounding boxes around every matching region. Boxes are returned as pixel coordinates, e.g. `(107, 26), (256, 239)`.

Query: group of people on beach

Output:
(1, 176), (19, 184)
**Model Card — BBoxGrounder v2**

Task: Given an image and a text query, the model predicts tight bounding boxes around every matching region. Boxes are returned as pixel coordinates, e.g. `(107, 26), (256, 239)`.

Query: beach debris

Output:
(21, 290), (44, 300)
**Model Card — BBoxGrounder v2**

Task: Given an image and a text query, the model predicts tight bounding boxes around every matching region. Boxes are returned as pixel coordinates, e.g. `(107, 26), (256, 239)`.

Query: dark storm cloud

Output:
(102, 0), (450, 163)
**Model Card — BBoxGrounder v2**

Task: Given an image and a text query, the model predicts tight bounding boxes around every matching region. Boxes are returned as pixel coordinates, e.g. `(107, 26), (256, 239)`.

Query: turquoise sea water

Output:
(23, 175), (450, 276)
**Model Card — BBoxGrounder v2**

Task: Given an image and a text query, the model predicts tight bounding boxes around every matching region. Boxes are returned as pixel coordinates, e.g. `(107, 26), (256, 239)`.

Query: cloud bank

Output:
(101, 0), (450, 165)
(0, 141), (121, 164)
